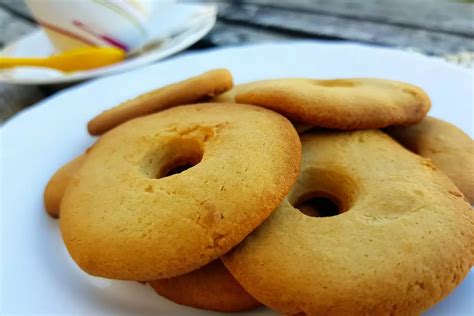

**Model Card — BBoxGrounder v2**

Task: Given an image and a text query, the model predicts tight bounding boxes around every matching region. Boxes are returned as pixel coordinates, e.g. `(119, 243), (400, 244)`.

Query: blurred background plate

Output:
(1, 41), (473, 315)
(0, 3), (216, 85)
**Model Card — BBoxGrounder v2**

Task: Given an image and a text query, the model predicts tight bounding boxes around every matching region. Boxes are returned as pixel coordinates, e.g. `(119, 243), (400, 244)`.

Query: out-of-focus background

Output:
(0, 0), (473, 122)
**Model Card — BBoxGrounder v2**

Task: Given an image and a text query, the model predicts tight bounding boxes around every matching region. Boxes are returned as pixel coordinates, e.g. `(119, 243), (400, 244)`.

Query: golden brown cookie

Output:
(388, 116), (474, 203)
(211, 82), (249, 103)
(88, 69), (233, 135)
(45, 156), (260, 312)
(61, 103), (301, 281)
(213, 83), (312, 133)
(44, 154), (86, 218)
(149, 259), (261, 312)
(228, 78), (430, 129)
(223, 130), (473, 315)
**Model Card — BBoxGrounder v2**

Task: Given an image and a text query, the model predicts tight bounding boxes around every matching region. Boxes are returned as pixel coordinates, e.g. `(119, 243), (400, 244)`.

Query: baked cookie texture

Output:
(221, 78), (430, 129)
(88, 69), (233, 135)
(212, 82), (250, 103)
(223, 130), (473, 316)
(44, 154), (86, 218)
(388, 116), (474, 204)
(213, 82), (313, 133)
(149, 259), (261, 312)
(45, 156), (260, 312)
(61, 103), (301, 281)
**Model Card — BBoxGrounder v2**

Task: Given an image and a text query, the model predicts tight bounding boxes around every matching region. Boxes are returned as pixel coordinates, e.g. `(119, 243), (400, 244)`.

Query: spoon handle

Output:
(0, 57), (47, 69)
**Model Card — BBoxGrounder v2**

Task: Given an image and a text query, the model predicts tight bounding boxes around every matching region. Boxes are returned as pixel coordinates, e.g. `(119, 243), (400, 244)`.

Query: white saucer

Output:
(1, 41), (472, 315)
(0, 3), (216, 85)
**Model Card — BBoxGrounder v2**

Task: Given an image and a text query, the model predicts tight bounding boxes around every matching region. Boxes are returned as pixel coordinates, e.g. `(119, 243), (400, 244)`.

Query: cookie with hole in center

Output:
(88, 69), (233, 135)
(223, 130), (473, 315)
(149, 259), (261, 312)
(387, 116), (474, 204)
(61, 103), (301, 281)
(226, 78), (430, 129)
(45, 156), (261, 312)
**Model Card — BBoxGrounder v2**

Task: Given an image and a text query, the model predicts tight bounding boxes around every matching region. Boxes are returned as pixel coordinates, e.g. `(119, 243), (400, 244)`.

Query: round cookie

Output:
(388, 116), (474, 203)
(44, 154), (86, 218)
(223, 130), (473, 315)
(149, 259), (261, 312)
(61, 103), (301, 281)
(46, 156), (260, 312)
(88, 69), (233, 135)
(229, 78), (430, 129)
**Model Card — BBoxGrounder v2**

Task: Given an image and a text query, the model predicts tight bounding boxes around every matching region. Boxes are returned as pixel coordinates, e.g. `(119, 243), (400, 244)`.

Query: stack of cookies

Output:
(44, 69), (474, 315)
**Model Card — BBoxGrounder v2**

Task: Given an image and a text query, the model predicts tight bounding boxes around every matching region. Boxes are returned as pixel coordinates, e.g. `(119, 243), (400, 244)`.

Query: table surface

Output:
(1, 0), (473, 123)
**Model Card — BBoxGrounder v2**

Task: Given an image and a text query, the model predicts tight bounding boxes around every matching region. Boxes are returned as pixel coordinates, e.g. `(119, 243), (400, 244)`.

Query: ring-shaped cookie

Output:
(223, 130), (473, 315)
(218, 78), (431, 129)
(60, 103), (301, 280)
(44, 156), (260, 312)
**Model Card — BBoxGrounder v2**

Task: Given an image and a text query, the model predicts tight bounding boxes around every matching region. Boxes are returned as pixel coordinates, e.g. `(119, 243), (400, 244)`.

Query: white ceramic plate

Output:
(1, 41), (473, 315)
(0, 3), (216, 85)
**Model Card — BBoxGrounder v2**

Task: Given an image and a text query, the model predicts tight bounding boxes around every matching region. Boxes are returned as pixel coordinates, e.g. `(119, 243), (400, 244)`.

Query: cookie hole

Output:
(288, 168), (358, 218)
(141, 138), (204, 179)
(160, 155), (202, 178)
(314, 79), (356, 87)
(294, 192), (342, 217)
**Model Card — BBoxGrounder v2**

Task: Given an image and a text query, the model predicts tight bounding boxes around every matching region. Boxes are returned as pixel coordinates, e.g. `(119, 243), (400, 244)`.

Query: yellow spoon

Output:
(0, 47), (126, 72)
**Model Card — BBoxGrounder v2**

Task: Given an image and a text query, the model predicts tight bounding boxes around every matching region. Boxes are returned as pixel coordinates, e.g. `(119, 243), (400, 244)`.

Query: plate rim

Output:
(0, 3), (216, 85)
